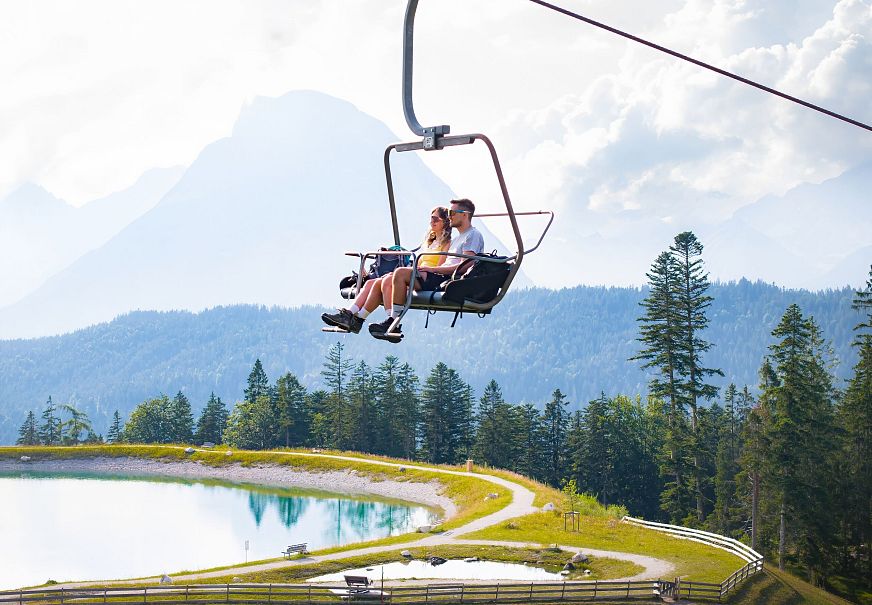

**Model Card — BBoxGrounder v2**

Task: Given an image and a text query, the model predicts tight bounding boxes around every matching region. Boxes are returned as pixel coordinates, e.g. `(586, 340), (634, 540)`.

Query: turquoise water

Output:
(0, 472), (437, 590)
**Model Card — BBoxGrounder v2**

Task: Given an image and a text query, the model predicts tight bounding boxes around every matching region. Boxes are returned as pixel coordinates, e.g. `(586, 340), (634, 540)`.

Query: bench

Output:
(344, 575), (372, 593)
(281, 543), (308, 558)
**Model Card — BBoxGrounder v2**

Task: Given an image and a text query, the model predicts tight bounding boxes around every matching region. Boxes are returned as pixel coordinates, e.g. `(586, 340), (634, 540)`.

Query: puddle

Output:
(308, 559), (565, 582)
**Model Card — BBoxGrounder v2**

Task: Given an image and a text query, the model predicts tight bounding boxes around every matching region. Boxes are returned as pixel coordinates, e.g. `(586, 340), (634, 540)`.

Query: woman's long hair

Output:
(423, 206), (451, 249)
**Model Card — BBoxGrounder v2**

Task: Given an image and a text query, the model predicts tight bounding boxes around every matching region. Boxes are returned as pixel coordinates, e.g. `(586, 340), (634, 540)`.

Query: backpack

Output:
(368, 245), (411, 278)
(439, 251), (511, 305)
(338, 246), (410, 291)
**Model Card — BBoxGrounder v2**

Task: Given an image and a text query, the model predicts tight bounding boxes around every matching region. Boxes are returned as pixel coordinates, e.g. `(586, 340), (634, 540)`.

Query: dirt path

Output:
(33, 448), (672, 588)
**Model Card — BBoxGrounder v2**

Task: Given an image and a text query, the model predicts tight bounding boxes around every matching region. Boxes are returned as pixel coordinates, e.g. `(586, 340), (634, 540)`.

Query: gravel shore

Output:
(0, 457), (458, 519)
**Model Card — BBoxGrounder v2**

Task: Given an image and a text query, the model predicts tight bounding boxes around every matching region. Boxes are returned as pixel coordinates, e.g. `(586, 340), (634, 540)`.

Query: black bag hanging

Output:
(439, 251), (511, 305)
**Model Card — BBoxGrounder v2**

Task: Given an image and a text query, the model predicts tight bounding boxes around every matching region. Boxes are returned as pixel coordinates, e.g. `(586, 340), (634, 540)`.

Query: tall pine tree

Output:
(17, 411), (38, 445)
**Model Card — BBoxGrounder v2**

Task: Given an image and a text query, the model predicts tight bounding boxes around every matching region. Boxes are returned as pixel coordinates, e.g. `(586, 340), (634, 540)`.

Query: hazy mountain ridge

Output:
(0, 167), (184, 308)
(0, 91), (513, 339)
(0, 280), (859, 445)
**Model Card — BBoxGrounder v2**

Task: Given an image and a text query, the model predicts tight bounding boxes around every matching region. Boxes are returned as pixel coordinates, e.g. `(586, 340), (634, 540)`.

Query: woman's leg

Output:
(376, 274), (393, 313)
(363, 274), (389, 313)
(352, 279), (376, 309)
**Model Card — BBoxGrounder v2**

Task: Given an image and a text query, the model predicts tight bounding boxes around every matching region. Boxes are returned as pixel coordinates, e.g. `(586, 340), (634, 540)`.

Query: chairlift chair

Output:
(324, 0), (554, 342)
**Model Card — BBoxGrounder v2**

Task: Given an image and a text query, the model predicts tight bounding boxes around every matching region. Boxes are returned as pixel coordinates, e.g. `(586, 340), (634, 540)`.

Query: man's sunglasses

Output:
(449, 209), (471, 216)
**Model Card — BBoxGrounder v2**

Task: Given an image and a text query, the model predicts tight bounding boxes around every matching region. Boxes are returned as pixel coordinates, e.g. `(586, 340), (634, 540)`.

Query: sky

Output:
(1, 0), (870, 287)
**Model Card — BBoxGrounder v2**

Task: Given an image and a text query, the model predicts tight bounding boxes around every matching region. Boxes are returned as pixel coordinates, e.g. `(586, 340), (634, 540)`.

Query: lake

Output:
(0, 471), (437, 590)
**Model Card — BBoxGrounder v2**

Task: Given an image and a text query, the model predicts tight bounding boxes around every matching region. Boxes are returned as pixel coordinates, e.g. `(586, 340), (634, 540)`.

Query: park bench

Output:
(344, 575), (372, 593)
(281, 543), (308, 558)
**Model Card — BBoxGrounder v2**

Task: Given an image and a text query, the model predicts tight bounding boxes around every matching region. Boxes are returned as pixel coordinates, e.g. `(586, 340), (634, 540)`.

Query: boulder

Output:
(464, 557), (479, 562)
(542, 502), (555, 511)
(485, 492), (499, 500)
(184, 447), (195, 454)
(20, 456), (31, 462)
(160, 575), (173, 584)
(428, 556), (447, 566)
(571, 552), (589, 564)
(563, 562), (575, 571)
(416, 525), (433, 533)
(400, 550), (412, 558)
(583, 569), (592, 575)
(560, 570), (571, 576)
(225, 451), (233, 456)
(231, 577), (242, 583)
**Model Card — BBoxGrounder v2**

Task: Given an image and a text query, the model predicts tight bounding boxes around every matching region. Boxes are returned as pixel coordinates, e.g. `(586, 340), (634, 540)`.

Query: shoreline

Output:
(0, 457), (458, 519)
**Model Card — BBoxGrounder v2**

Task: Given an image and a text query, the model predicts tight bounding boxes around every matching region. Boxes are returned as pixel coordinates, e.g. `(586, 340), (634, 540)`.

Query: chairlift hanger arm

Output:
(403, 0), (450, 145)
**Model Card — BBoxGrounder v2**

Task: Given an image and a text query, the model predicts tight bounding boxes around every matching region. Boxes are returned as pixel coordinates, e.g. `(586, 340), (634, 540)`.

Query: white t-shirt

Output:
(445, 226), (485, 266)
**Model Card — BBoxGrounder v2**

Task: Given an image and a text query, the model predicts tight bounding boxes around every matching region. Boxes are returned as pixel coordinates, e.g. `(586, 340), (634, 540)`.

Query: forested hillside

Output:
(0, 280), (858, 444)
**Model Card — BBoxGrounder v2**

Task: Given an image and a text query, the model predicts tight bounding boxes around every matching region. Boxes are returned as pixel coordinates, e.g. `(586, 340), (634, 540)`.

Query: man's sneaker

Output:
(321, 309), (364, 334)
(368, 316), (402, 336)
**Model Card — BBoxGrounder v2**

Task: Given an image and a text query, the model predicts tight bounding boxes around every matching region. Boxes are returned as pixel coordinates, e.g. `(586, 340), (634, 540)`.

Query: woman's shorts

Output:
(417, 271), (448, 291)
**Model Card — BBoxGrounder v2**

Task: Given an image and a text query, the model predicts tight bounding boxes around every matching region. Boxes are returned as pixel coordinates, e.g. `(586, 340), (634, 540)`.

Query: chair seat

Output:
(338, 287), (491, 314)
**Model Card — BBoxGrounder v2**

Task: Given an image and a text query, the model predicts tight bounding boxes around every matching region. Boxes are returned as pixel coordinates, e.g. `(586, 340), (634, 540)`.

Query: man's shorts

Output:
(417, 271), (448, 291)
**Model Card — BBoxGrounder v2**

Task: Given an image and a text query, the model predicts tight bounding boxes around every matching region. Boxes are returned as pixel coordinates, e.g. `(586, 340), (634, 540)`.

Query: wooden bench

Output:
(281, 543), (308, 558)
(344, 575), (372, 593)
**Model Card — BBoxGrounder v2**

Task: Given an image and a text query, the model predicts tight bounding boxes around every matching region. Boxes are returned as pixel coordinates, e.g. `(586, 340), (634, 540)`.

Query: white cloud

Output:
(0, 0), (869, 291)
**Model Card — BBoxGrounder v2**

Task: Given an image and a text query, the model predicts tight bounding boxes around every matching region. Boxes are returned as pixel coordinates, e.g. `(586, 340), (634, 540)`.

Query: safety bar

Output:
(474, 210), (555, 255)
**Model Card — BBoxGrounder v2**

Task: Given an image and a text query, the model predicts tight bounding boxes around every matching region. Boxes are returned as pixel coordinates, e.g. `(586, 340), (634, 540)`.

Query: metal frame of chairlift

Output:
(327, 0), (554, 342)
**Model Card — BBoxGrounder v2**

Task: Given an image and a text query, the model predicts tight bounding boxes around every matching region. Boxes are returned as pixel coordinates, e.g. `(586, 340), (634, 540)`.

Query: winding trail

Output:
(31, 448), (674, 588)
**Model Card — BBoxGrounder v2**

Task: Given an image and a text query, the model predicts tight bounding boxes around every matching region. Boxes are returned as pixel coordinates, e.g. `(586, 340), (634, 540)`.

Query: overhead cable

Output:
(528, 0), (872, 133)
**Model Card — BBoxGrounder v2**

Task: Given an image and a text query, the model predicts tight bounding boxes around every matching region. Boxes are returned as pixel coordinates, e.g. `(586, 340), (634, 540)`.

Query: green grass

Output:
(724, 567), (856, 605)
(466, 510), (745, 583)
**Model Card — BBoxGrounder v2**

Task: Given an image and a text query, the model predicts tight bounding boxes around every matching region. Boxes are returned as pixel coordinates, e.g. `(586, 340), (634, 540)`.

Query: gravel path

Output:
(5, 449), (673, 587)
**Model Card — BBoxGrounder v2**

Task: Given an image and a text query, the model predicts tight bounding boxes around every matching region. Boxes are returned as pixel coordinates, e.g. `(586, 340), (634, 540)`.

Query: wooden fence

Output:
(0, 580), (668, 605)
(622, 516), (765, 601)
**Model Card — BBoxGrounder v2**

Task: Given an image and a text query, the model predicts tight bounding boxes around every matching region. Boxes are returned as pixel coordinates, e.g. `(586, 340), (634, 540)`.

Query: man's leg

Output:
(391, 267), (414, 312)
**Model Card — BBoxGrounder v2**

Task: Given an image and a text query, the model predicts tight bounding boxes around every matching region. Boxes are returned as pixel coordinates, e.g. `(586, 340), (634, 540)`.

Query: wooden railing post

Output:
(142, 587), (146, 605)
(561, 582), (566, 600)
(226, 583), (229, 603)
(60, 587), (64, 605)
(494, 584), (499, 601)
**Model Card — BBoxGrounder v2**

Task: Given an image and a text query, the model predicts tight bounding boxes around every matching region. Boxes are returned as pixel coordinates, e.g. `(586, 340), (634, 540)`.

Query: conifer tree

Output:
(321, 343), (352, 450)
(671, 231), (722, 521)
(394, 362), (420, 459)
(106, 410), (123, 443)
(419, 363), (469, 464)
(759, 304), (838, 578)
(631, 250), (691, 521)
(244, 359), (270, 404)
(541, 388), (570, 487)
(348, 361), (376, 452)
(59, 403), (93, 445)
(473, 380), (509, 468)
(195, 393), (229, 445)
(17, 411), (39, 445)
(167, 391), (195, 443)
(37, 396), (62, 445)
(275, 374), (308, 448)
(839, 266), (872, 582)
(512, 402), (545, 480)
